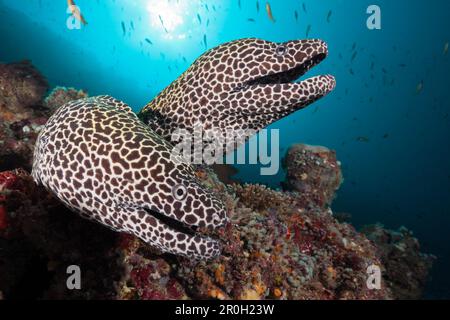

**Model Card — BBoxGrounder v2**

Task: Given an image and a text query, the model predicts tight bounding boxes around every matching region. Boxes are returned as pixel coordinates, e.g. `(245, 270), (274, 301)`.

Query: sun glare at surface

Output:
(146, 0), (189, 39)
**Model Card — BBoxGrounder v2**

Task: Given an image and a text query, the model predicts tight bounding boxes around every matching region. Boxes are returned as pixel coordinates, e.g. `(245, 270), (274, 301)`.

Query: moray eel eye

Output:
(276, 45), (287, 56)
(172, 184), (188, 201)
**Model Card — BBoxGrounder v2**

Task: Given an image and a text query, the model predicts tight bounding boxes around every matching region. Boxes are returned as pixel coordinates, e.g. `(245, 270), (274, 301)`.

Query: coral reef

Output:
(115, 172), (392, 300)
(44, 86), (87, 111)
(0, 63), (85, 172)
(282, 144), (343, 208)
(0, 61), (52, 171)
(361, 224), (435, 300)
(0, 60), (48, 121)
(0, 61), (434, 300)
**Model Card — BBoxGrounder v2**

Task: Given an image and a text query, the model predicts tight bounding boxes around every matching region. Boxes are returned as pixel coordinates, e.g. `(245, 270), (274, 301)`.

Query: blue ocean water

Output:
(0, 0), (449, 298)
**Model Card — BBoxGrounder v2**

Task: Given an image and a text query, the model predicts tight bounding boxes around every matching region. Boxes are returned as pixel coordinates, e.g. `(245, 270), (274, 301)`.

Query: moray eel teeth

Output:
(140, 38), (336, 157)
(32, 95), (228, 260)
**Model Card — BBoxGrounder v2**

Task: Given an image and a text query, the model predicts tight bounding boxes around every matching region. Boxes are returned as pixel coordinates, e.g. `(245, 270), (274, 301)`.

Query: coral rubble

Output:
(0, 61), (433, 300)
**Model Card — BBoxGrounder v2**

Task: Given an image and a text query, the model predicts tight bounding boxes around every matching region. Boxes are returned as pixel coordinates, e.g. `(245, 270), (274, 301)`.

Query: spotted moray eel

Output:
(32, 96), (228, 259)
(140, 38), (336, 156)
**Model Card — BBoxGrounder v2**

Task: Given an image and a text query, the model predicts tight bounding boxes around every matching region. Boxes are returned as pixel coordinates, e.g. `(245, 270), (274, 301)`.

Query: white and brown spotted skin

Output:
(140, 38), (336, 156)
(32, 96), (228, 260)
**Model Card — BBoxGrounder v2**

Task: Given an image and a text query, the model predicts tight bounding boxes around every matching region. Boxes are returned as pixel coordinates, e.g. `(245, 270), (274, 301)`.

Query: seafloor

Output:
(0, 61), (434, 300)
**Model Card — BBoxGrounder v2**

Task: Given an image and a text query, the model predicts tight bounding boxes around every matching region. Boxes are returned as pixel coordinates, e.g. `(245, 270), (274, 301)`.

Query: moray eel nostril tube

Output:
(139, 38), (336, 157)
(32, 95), (228, 260)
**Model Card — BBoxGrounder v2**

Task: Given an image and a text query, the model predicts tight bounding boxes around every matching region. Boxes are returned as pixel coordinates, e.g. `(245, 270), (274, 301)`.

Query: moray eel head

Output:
(142, 38), (336, 152)
(227, 39), (336, 110)
(32, 96), (228, 260)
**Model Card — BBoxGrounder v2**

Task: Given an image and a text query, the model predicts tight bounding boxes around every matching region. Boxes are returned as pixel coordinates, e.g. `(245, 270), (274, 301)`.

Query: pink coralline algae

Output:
(0, 61), (434, 300)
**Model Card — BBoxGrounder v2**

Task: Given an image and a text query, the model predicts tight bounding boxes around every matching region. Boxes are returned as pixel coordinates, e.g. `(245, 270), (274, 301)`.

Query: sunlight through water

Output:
(146, 0), (190, 40)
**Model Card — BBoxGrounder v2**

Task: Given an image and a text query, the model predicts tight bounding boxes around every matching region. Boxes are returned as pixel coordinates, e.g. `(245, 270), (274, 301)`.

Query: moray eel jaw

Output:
(234, 39), (330, 90)
(226, 39), (336, 117)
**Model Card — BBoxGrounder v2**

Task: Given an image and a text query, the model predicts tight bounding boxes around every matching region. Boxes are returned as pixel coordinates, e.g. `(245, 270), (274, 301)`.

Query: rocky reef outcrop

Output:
(0, 61), (434, 300)
(282, 144), (343, 208)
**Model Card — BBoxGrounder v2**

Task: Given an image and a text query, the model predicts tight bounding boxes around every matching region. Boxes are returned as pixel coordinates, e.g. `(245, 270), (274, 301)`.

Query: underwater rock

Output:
(0, 62), (87, 171)
(282, 144), (343, 208)
(361, 224), (435, 300)
(0, 61), (51, 171)
(0, 60), (49, 121)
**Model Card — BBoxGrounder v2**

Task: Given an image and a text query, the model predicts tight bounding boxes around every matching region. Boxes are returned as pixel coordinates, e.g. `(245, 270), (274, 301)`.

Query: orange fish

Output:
(68, 0), (87, 25)
(266, 2), (275, 23)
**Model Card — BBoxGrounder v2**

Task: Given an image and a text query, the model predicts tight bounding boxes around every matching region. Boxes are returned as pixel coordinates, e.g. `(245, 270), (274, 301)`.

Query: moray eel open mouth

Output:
(232, 43), (335, 114)
(240, 53), (328, 89)
(141, 38), (336, 160)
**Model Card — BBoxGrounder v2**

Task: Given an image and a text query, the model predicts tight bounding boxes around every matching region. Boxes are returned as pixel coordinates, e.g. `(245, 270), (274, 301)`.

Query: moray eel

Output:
(32, 96), (228, 259)
(140, 38), (336, 156)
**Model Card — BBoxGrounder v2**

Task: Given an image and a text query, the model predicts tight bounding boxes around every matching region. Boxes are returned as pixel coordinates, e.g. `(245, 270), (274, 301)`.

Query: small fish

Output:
(121, 21), (126, 36)
(238, 0), (242, 9)
(356, 136), (370, 143)
(247, 18), (256, 22)
(326, 10), (332, 23)
(294, 10), (298, 22)
(266, 2), (275, 22)
(351, 42), (357, 51)
(349, 68), (355, 75)
(203, 34), (208, 48)
(256, 1), (260, 13)
(302, 3), (307, 13)
(383, 133), (390, 139)
(159, 15), (169, 33)
(197, 13), (202, 24)
(67, 0), (87, 25)
(444, 42), (449, 55)
(306, 24), (311, 37)
(351, 51), (357, 62)
(416, 81), (423, 93)
(145, 38), (153, 45)
(130, 21), (135, 30)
